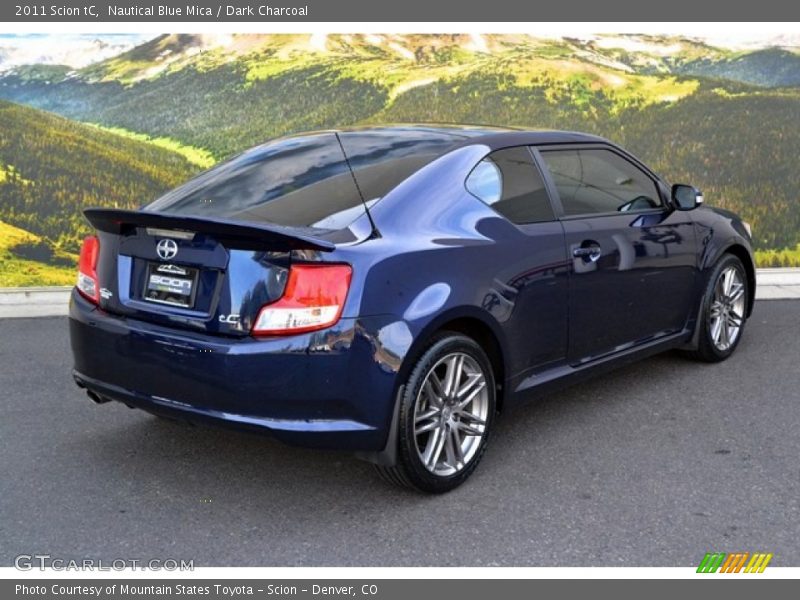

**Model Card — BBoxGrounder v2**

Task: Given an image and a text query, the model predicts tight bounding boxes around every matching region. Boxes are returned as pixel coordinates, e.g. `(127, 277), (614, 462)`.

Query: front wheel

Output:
(375, 333), (496, 493)
(689, 254), (749, 362)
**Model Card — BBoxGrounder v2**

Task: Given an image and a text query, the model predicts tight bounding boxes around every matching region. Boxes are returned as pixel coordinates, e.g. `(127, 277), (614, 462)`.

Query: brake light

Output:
(252, 264), (352, 336)
(76, 235), (100, 304)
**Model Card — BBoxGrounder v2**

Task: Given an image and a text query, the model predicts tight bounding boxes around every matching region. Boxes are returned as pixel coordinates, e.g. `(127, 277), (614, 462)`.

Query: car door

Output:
(535, 145), (698, 363)
(465, 146), (569, 378)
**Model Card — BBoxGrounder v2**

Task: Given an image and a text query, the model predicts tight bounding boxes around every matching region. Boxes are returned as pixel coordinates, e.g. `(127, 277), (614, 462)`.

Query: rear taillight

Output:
(252, 264), (352, 336)
(76, 235), (100, 304)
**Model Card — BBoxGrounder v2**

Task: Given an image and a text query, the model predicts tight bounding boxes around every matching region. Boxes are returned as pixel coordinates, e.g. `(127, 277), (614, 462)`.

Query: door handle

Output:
(572, 244), (602, 262)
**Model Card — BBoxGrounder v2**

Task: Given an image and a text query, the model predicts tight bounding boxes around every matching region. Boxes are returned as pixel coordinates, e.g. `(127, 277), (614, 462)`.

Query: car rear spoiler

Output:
(83, 208), (336, 252)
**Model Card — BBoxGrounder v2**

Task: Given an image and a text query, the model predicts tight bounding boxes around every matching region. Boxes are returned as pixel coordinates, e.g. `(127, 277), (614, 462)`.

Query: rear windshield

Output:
(146, 129), (459, 230)
(338, 129), (467, 202)
(146, 133), (363, 230)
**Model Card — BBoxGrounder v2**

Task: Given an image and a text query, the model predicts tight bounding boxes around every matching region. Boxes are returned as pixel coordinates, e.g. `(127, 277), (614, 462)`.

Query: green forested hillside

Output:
(0, 100), (200, 252)
(0, 220), (76, 287)
(0, 64), (389, 159)
(0, 33), (799, 282)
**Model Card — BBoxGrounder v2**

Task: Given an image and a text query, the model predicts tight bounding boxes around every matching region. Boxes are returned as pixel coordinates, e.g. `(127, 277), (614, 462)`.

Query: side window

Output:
(465, 146), (554, 224)
(539, 148), (662, 216)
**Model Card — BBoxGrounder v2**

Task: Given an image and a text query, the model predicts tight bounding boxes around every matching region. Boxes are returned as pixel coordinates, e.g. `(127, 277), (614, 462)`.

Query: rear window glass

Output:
(338, 129), (466, 202)
(147, 130), (462, 231)
(146, 133), (364, 230)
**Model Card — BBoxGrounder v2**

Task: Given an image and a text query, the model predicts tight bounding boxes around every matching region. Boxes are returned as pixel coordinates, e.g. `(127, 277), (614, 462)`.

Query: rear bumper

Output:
(68, 290), (403, 450)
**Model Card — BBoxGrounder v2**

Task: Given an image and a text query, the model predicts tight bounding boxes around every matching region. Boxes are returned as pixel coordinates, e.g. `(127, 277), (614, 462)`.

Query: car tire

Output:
(687, 253), (749, 363)
(375, 332), (496, 493)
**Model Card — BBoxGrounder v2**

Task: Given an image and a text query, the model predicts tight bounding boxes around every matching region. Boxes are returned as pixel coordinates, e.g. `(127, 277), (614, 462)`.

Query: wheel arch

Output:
(401, 308), (508, 413)
(718, 243), (756, 317)
(356, 307), (508, 468)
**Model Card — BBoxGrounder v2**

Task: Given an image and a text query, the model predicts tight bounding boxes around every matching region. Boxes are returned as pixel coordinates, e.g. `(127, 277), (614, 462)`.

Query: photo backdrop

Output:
(1, 33), (799, 286)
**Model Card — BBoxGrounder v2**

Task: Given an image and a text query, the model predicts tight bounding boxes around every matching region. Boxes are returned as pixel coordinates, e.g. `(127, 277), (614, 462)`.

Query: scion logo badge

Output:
(156, 238), (179, 261)
(697, 552), (773, 573)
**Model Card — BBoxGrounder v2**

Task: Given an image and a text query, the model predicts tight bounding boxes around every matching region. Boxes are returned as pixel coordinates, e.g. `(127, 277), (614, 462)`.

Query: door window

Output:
(539, 148), (662, 216)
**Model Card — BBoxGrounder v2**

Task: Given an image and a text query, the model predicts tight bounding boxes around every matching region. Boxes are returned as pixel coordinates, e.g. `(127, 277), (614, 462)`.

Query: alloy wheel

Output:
(708, 266), (746, 352)
(412, 352), (490, 477)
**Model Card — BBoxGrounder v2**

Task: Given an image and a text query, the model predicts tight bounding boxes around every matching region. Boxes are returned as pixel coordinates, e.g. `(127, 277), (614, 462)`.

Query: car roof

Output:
(299, 123), (609, 149)
(286, 123), (609, 151)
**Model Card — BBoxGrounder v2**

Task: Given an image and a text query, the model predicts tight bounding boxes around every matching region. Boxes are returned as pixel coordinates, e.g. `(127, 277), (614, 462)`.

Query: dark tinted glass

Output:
(540, 148), (661, 216)
(338, 129), (465, 201)
(465, 146), (554, 224)
(146, 133), (364, 230)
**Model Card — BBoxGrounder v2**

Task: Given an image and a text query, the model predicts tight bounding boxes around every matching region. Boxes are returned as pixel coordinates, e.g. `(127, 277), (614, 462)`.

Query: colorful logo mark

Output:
(697, 552), (773, 573)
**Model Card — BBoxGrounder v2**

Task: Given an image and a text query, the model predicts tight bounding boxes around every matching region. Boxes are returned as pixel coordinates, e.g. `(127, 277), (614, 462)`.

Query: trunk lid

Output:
(86, 208), (336, 337)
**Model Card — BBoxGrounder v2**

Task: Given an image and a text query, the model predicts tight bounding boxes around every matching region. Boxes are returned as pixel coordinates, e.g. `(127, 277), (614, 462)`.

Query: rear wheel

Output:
(375, 333), (496, 493)
(688, 254), (748, 362)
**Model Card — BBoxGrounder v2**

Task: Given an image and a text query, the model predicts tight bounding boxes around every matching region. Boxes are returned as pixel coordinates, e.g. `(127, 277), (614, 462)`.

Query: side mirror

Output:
(672, 184), (704, 211)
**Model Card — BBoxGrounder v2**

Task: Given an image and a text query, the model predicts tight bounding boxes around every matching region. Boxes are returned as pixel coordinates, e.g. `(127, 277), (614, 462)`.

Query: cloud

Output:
(0, 34), (157, 70)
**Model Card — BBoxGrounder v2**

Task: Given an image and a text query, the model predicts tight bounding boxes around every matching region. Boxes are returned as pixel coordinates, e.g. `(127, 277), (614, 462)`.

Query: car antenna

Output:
(335, 132), (380, 239)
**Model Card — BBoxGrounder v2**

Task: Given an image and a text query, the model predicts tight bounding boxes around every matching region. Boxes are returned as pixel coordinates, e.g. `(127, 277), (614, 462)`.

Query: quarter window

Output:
(465, 147), (554, 224)
(539, 148), (662, 216)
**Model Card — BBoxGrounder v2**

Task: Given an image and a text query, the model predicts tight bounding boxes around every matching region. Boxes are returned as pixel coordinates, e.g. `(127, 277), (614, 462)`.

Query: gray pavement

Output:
(0, 301), (798, 566)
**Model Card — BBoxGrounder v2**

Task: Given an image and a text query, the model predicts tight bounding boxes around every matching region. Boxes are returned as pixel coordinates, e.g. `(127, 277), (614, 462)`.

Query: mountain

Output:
(0, 34), (153, 71)
(0, 33), (799, 273)
(0, 34), (704, 158)
(677, 48), (800, 87)
(0, 99), (201, 254)
(581, 36), (800, 87)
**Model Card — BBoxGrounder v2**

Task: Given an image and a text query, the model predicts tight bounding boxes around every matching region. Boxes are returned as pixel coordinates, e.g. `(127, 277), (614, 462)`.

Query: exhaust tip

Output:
(86, 390), (111, 404)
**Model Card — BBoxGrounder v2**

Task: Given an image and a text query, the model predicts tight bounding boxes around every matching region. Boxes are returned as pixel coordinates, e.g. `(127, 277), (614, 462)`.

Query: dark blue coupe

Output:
(69, 125), (755, 492)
